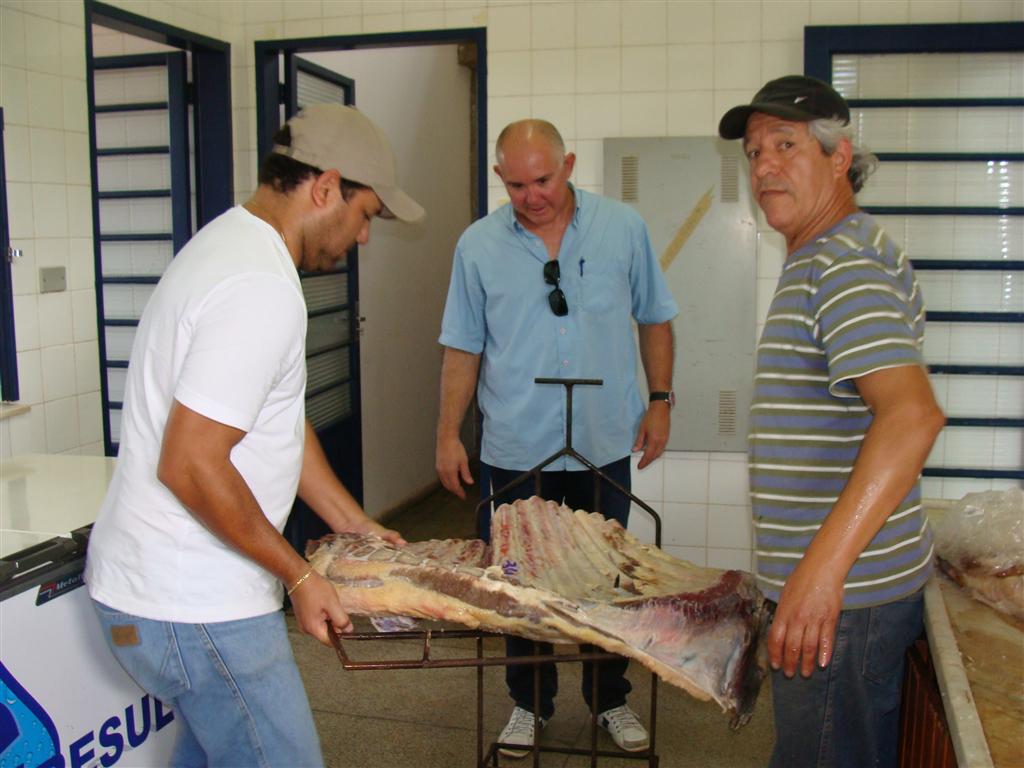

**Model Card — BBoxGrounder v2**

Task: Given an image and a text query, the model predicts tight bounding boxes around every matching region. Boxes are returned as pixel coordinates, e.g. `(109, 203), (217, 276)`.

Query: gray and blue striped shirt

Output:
(749, 213), (934, 609)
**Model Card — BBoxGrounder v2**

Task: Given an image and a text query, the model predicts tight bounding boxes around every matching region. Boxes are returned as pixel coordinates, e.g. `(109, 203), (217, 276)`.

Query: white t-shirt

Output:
(86, 206), (308, 623)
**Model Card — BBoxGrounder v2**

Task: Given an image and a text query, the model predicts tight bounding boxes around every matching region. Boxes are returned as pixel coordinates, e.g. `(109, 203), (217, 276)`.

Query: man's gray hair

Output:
(807, 118), (878, 194)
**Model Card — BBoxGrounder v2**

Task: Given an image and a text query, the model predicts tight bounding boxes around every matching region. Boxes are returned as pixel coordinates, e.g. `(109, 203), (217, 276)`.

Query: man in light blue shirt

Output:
(435, 119), (677, 757)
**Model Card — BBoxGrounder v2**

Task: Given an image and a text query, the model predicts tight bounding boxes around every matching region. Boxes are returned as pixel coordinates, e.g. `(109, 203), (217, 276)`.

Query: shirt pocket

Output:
(580, 260), (630, 315)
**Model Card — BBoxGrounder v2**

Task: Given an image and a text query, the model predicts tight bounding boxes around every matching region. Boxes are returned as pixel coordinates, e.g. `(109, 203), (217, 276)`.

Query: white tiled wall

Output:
(0, 0), (230, 459)
(2, 0), (99, 457)
(629, 450), (755, 571)
(2, 0), (1022, 563)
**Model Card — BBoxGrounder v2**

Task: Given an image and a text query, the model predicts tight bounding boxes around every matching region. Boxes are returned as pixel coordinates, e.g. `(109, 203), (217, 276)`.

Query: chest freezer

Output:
(1, 454), (177, 768)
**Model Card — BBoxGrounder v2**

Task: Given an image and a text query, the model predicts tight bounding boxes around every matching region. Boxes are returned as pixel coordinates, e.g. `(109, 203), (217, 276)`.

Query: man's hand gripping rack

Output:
(327, 378), (664, 767)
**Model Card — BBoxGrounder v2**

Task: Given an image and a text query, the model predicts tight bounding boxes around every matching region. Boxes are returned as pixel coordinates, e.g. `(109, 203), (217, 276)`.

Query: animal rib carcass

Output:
(306, 497), (768, 727)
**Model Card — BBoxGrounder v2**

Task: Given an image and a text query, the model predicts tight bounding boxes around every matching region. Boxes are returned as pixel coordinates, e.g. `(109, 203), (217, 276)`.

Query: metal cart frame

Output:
(328, 378), (665, 767)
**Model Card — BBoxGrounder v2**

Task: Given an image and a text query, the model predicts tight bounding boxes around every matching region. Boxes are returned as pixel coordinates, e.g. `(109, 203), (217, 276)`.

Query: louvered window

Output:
(807, 23), (1024, 499)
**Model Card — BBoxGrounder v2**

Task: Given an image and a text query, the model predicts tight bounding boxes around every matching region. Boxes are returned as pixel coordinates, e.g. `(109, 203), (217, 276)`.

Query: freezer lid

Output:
(1, 453), (116, 539)
(0, 525), (89, 603)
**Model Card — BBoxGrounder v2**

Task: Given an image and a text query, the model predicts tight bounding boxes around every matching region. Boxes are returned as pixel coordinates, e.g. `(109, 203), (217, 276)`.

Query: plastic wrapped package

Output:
(930, 487), (1024, 622)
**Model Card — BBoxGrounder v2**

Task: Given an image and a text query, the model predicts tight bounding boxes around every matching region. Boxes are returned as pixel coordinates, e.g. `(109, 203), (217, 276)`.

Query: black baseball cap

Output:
(718, 75), (850, 140)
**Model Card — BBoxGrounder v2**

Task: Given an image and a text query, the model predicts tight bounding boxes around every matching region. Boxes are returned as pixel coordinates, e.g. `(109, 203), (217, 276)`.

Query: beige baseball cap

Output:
(272, 103), (426, 223)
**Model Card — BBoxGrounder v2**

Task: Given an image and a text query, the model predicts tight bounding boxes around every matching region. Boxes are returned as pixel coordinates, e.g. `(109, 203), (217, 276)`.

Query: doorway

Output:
(255, 29), (486, 541)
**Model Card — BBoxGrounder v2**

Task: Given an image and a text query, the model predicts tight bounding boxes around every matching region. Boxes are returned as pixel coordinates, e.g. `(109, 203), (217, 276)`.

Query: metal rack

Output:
(328, 628), (656, 767)
(328, 378), (664, 767)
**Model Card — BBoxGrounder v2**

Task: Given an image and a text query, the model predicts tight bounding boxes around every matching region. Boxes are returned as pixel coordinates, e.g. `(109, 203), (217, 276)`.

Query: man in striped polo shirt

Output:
(719, 76), (946, 768)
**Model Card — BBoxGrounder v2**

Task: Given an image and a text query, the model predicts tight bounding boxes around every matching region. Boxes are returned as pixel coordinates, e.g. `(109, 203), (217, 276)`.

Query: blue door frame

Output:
(0, 108), (17, 402)
(255, 28), (487, 213)
(254, 29), (487, 547)
(281, 56), (360, 554)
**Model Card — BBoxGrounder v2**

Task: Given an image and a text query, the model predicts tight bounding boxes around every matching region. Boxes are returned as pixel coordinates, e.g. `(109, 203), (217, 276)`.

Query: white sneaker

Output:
(497, 706), (546, 758)
(597, 704), (649, 752)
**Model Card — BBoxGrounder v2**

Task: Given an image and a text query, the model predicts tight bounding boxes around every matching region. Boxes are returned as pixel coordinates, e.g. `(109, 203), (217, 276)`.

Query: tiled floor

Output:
(287, 486), (775, 768)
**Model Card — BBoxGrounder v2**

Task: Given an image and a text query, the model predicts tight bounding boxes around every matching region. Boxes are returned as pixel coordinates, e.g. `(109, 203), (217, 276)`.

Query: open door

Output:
(257, 29), (485, 525)
(270, 56), (365, 552)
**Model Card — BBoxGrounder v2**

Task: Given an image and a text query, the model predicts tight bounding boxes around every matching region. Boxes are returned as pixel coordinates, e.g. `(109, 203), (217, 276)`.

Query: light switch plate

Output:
(39, 266), (67, 293)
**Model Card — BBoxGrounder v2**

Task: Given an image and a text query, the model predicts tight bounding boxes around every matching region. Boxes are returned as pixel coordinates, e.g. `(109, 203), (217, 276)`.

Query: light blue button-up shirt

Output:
(439, 187), (678, 471)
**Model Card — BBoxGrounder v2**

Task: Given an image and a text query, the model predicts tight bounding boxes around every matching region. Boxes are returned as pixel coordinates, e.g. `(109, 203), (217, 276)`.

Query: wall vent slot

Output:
(621, 156), (639, 202)
(720, 156), (739, 202)
(718, 390), (737, 435)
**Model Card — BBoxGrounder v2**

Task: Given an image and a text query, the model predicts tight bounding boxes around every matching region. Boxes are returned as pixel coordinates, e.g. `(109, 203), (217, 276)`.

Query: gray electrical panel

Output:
(604, 137), (757, 452)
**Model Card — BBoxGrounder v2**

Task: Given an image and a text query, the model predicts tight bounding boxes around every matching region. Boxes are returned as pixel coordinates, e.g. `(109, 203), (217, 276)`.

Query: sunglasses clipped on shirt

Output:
(543, 260), (569, 317)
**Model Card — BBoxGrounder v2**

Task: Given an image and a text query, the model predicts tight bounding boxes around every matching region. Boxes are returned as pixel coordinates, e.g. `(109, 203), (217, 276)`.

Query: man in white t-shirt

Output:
(86, 104), (425, 768)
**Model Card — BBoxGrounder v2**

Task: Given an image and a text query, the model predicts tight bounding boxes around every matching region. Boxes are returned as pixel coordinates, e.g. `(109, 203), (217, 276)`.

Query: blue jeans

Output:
(92, 601), (323, 768)
(769, 590), (924, 768)
(483, 458), (634, 720)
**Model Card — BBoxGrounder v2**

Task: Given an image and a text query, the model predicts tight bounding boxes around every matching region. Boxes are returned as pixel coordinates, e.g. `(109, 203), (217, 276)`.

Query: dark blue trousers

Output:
(481, 457), (633, 720)
(769, 590), (925, 768)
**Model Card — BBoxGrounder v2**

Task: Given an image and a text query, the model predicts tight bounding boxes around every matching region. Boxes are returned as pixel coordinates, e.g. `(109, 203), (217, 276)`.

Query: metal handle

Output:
(6, 246), (23, 263)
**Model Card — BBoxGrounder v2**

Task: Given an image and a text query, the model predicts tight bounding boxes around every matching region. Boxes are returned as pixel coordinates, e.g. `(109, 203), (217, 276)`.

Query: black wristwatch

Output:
(649, 391), (675, 409)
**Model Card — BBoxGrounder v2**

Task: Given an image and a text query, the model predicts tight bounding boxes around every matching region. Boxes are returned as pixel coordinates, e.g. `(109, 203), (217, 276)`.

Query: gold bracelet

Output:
(286, 568), (314, 596)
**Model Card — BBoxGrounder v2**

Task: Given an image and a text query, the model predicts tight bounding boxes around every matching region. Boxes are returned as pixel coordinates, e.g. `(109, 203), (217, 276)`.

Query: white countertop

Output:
(924, 576), (995, 767)
(0, 453), (116, 559)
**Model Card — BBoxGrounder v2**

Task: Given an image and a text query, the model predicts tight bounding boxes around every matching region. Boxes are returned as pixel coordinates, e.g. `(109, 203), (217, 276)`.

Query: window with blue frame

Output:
(0, 108), (19, 402)
(86, 0), (233, 455)
(90, 50), (193, 453)
(805, 22), (1024, 498)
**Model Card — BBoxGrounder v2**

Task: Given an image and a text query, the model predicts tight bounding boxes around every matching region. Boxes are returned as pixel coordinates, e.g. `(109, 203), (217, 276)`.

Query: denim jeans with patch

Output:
(768, 590), (924, 768)
(92, 601), (323, 768)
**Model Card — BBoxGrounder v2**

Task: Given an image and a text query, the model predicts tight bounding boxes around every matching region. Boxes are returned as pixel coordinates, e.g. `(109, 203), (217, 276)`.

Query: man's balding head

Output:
(495, 119), (566, 165)
(492, 119), (575, 231)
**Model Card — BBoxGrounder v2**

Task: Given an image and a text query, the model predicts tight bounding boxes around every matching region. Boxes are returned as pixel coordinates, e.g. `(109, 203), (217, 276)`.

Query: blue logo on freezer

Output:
(36, 572), (85, 606)
(0, 661), (64, 768)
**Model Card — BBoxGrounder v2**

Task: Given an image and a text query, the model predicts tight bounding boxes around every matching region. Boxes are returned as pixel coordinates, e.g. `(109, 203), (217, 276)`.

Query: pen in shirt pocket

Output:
(579, 259), (585, 276)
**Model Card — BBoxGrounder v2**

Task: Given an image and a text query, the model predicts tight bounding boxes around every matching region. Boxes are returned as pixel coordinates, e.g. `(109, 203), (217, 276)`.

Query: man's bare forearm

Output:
(297, 420), (365, 530)
(437, 346), (481, 441)
(768, 365), (944, 675)
(801, 365), (945, 579)
(157, 400), (310, 587)
(638, 321), (674, 393)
